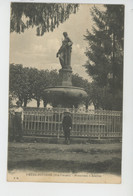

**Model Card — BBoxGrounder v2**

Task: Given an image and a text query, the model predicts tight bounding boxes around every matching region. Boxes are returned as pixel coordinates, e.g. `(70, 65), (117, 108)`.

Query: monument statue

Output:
(56, 32), (73, 69)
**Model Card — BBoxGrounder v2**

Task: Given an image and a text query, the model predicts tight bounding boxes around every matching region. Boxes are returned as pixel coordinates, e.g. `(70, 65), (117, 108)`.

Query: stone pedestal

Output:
(59, 68), (72, 86)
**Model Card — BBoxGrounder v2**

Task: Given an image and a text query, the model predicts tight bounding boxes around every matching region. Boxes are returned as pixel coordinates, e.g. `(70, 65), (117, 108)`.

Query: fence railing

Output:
(20, 107), (122, 139)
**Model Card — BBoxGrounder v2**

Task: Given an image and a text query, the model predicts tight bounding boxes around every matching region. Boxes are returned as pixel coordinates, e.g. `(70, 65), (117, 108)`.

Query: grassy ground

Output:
(8, 139), (122, 175)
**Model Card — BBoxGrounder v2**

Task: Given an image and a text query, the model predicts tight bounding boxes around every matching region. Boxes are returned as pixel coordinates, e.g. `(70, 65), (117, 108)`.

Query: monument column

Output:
(59, 68), (72, 86)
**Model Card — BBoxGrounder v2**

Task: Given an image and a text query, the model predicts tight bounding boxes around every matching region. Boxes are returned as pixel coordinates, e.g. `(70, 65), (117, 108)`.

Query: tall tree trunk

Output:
(18, 97), (23, 107)
(24, 98), (27, 107)
(37, 99), (40, 108)
(43, 100), (47, 108)
(112, 32), (116, 98)
(85, 99), (89, 110)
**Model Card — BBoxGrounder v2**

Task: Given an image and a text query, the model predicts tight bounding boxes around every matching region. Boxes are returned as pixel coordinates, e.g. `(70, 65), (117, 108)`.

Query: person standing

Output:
(13, 100), (24, 142)
(62, 109), (72, 144)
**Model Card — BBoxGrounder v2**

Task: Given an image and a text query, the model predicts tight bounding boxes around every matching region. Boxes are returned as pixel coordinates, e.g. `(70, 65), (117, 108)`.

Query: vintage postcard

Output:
(7, 2), (124, 183)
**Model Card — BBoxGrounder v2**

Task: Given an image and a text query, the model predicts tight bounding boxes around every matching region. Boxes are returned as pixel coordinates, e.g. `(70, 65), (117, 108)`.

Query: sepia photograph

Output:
(7, 2), (124, 183)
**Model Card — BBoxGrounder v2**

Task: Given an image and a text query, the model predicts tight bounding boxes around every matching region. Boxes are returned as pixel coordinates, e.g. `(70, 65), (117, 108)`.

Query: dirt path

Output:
(8, 142), (122, 175)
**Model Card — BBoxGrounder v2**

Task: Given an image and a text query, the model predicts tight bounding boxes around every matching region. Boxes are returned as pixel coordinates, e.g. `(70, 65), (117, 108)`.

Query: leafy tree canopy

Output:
(10, 3), (79, 35)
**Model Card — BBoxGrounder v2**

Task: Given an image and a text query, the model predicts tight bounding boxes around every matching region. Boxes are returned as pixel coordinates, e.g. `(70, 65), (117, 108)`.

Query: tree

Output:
(9, 92), (14, 108)
(10, 3), (78, 35)
(28, 68), (44, 107)
(84, 5), (124, 110)
(40, 69), (59, 107)
(30, 69), (59, 107)
(9, 64), (32, 107)
(89, 82), (114, 110)
(72, 73), (91, 108)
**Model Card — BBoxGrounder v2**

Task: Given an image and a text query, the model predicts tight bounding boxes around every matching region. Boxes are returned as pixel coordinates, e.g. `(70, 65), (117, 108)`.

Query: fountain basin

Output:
(43, 86), (87, 108)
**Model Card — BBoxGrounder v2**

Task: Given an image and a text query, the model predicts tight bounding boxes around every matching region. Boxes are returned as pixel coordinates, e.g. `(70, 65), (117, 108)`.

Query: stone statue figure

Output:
(56, 32), (73, 69)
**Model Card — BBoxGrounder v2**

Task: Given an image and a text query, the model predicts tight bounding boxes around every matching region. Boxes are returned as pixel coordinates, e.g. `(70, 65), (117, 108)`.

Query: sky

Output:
(9, 4), (103, 82)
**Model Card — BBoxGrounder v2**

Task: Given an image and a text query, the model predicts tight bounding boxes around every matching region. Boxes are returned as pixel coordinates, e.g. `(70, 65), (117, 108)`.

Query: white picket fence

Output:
(22, 107), (122, 139)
